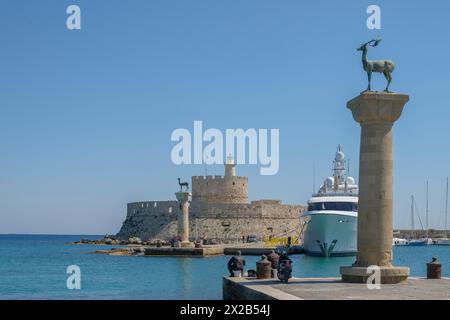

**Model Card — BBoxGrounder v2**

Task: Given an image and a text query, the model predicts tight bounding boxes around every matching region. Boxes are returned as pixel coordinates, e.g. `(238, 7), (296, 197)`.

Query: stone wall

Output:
(116, 199), (306, 243)
(191, 175), (248, 204)
(116, 201), (180, 240)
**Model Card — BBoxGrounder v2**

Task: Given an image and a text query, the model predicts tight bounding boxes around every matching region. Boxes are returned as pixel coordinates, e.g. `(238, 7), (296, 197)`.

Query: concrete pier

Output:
(223, 277), (450, 300)
(144, 246), (224, 257)
(341, 92), (410, 283)
(143, 244), (281, 257)
(175, 191), (194, 248)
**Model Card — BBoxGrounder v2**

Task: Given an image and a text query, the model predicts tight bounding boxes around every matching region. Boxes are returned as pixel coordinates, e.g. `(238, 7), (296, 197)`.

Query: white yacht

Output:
(300, 145), (358, 257)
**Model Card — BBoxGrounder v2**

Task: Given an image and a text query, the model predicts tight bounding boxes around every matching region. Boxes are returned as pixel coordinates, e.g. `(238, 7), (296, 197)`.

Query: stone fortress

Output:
(116, 157), (306, 243)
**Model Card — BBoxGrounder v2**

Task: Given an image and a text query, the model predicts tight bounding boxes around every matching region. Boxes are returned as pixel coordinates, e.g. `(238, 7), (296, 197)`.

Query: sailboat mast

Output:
(446, 177), (448, 237)
(426, 180), (429, 238)
(411, 195), (415, 230)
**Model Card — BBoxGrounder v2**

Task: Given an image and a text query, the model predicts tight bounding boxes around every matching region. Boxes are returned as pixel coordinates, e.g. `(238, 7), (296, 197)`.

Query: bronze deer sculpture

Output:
(357, 38), (395, 92)
(177, 178), (189, 192)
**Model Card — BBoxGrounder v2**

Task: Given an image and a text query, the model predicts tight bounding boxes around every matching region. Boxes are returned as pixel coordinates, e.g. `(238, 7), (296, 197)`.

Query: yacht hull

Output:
(407, 238), (432, 246)
(302, 212), (357, 257)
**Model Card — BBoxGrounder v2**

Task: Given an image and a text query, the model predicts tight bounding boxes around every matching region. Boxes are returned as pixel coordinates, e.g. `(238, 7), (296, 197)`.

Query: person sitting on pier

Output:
(227, 250), (246, 277)
(170, 236), (182, 247)
(267, 250), (280, 278)
(202, 235), (208, 245)
(277, 252), (293, 282)
(279, 252), (292, 265)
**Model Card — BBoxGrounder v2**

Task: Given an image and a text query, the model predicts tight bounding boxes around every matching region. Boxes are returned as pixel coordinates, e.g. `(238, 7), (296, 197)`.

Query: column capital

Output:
(175, 192), (191, 203)
(347, 92), (409, 124)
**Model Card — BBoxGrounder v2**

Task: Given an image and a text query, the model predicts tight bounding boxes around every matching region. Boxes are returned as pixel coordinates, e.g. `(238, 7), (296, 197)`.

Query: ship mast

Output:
(313, 143), (316, 194)
(410, 195), (415, 230)
(317, 145), (357, 196)
(333, 144), (346, 189)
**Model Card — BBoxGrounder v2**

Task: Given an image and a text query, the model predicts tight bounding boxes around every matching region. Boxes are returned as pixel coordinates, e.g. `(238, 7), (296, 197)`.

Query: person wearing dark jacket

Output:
(227, 250), (246, 277)
(267, 250), (280, 278)
(277, 252), (293, 282)
(279, 252), (292, 265)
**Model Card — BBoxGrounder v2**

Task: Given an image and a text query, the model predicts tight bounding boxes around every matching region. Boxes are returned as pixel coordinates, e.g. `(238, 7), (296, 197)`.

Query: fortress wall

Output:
(189, 216), (301, 244)
(259, 202), (304, 218)
(117, 199), (306, 242)
(189, 202), (305, 243)
(127, 201), (179, 217)
(191, 202), (303, 219)
(191, 202), (261, 218)
(191, 176), (248, 204)
(117, 201), (180, 240)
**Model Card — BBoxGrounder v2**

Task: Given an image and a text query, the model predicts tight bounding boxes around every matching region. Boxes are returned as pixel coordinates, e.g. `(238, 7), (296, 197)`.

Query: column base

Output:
(180, 241), (195, 248)
(340, 266), (410, 284)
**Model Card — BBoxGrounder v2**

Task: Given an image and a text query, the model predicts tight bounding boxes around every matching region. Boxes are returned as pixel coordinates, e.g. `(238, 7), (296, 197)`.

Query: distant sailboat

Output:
(436, 177), (450, 245)
(393, 195), (411, 246)
(422, 180), (433, 244)
(407, 189), (432, 246)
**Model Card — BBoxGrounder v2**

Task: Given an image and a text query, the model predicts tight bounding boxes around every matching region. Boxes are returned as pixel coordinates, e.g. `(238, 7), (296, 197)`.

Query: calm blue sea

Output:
(0, 234), (448, 300)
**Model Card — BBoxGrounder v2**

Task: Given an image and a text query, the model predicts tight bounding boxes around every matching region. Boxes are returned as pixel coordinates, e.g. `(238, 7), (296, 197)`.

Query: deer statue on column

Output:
(357, 37), (395, 92)
(177, 178), (189, 192)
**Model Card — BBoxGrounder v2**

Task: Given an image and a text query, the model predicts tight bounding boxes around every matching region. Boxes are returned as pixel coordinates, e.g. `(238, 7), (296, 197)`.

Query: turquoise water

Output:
(0, 234), (448, 300)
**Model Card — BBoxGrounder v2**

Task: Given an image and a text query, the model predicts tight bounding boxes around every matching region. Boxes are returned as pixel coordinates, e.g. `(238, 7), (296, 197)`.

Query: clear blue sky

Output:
(1, 0), (449, 234)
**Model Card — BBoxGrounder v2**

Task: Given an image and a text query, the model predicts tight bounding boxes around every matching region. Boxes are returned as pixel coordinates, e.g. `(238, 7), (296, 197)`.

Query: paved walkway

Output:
(223, 277), (450, 300)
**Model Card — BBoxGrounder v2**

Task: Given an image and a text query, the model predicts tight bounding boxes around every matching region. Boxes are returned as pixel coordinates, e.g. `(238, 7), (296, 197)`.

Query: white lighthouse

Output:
(225, 155), (236, 178)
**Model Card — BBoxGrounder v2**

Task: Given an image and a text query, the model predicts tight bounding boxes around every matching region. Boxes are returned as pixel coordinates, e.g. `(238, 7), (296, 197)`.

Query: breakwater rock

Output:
(69, 236), (170, 247)
(91, 246), (146, 256)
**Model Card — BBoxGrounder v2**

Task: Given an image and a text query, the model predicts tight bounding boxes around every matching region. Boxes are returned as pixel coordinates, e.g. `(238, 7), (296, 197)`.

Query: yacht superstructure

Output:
(300, 145), (358, 257)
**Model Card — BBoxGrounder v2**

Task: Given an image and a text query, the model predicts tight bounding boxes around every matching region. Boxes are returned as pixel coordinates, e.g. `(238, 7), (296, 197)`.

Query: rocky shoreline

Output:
(90, 246), (147, 256)
(68, 236), (173, 256)
(68, 235), (170, 247)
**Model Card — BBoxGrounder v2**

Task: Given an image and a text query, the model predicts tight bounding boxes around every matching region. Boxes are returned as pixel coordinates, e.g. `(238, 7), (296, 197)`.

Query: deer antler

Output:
(364, 37), (382, 47)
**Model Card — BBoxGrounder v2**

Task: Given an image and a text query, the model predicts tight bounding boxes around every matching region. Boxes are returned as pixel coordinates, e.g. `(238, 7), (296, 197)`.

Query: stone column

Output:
(175, 191), (194, 248)
(340, 92), (410, 284)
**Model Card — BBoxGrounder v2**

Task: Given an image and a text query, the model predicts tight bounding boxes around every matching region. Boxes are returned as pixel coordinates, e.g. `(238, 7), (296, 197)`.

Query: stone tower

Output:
(224, 155), (236, 178)
(191, 157), (248, 204)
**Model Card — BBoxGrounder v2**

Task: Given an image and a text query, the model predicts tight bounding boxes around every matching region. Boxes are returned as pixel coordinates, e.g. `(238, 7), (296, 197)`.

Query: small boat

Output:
(407, 238), (432, 246)
(393, 238), (408, 246)
(406, 182), (433, 246)
(435, 238), (450, 246)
